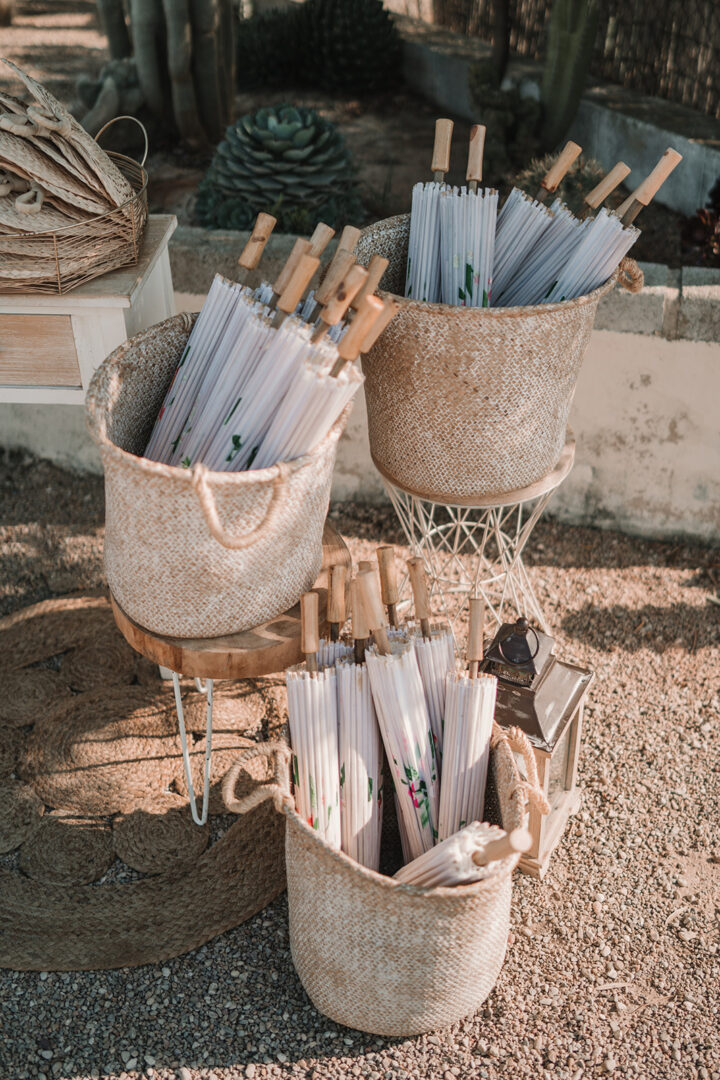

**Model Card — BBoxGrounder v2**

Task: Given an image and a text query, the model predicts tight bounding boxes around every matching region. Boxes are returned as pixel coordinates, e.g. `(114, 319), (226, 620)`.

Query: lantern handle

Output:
(497, 619), (539, 664)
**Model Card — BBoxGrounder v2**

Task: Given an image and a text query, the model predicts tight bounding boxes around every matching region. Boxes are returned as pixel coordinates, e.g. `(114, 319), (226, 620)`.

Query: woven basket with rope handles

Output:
(223, 725), (550, 1036)
(86, 313), (350, 638)
(355, 214), (643, 503)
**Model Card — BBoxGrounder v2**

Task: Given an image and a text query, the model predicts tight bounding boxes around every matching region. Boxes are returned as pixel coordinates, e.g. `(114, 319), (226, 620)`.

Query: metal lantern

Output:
(482, 617), (593, 878)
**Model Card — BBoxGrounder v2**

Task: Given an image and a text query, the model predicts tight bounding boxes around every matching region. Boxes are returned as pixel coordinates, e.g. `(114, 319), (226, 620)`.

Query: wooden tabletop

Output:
(111, 522), (352, 680)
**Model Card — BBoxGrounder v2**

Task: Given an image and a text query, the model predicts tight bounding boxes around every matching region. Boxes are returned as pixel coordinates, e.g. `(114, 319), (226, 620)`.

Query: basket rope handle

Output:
(95, 115), (149, 168)
(490, 722), (551, 816)
(222, 742), (294, 815)
(617, 256), (644, 293)
(191, 460), (290, 550)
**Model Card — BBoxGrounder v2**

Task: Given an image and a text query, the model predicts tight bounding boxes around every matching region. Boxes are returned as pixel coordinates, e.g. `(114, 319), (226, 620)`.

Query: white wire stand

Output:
(380, 436), (576, 638)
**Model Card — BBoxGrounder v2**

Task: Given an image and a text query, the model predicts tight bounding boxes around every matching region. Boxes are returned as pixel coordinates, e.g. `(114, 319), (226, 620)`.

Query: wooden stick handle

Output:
(615, 192), (634, 220)
(377, 545), (399, 628)
(328, 564), (347, 628)
(472, 828), (532, 866)
(314, 249), (356, 307)
(336, 294), (384, 363)
(467, 597), (485, 676)
(357, 570), (391, 655)
(319, 264), (368, 326)
(272, 237), (312, 297)
(584, 162), (630, 209)
(238, 212), (277, 271)
(308, 222), (335, 258)
(276, 254), (320, 315)
(431, 118), (454, 179)
(350, 254), (389, 311)
(466, 123), (486, 184)
(377, 545), (399, 606)
(540, 141), (582, 193)
(632, 148), (683, 207)
(300, 591), (319, 671)
(350, 577), (371, 641)
(337, 224), (362, 254)
(408, 556), (431, 638)
(361, 298), (399, 353)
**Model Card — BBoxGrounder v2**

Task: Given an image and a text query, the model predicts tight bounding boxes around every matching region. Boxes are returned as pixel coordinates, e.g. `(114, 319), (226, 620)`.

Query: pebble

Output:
(244, 1066), (256, 1079)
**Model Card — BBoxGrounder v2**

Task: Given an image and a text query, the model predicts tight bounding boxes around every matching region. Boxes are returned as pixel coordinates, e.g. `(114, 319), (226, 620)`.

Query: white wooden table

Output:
(0, 215), (177, 405)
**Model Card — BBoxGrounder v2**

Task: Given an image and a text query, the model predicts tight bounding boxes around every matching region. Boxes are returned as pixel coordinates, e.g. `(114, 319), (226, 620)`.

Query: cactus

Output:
(540, 0), (599, 151)
(93, 0), (234, 147)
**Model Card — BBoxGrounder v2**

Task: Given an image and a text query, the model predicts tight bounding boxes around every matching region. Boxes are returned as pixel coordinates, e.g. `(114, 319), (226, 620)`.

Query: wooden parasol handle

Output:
(315, 249), (356, 307)
(351, 577), (371, 662)
(350, 254), (389, 312)
(540, 141), (582, 194)
(361, 298), (399, 353)
(331, 295), (384, 374)
(337, 224), (362, 253)
(238, 212), (277, 271)
(584, 162), (630, 210)
(407, 556), (431, 638)
(471, 827), (532, 866)
(467, 596), (485, 678)
(309, 222), (336, 258)
(318, 264), (368, 327)
(327, 564), (347, 640)
(276, 253), (320, 315)
(619, 148), (683, 225)
(377, 545), (400, 628)
(300, 591), (320, 672)
(431, 118), (454, 181)
(357, 570), (391, 655)
(466, 124), (486, 190)
(272, 237), (312, 297)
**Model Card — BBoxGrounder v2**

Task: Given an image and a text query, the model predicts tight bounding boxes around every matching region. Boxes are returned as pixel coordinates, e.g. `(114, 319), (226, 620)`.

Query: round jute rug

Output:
(0, 593), (288, 971)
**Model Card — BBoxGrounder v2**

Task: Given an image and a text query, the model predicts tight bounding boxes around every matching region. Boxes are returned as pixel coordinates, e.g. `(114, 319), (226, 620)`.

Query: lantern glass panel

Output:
(547, 721), (574, 807)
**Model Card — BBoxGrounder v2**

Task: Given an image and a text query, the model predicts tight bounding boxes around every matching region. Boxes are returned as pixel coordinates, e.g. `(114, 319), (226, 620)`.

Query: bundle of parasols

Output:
(406, 118), (683, 307)
(286, 549), (531, 887)
(144, 216), (397, 471)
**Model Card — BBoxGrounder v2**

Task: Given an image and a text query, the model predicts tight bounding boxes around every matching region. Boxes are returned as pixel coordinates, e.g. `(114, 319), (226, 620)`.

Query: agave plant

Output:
(196, 105), (363, 232)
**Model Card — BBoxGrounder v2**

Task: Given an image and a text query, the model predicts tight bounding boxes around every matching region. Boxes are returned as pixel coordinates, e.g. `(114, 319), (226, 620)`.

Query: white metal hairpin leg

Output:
(382, 441), (575, 639)
(171, 671), (214, 826)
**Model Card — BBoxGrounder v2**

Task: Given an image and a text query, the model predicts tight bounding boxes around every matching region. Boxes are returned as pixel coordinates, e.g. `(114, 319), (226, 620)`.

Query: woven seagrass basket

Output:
(355, 214), (619, 503)
(86, 314), (349, 638)
(224, 728), (549, 1036)
(0, 150), (148, 296)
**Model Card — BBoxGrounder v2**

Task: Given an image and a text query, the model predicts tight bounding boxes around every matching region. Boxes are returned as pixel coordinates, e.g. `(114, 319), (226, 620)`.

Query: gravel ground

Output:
(0, 451), (718, 1080)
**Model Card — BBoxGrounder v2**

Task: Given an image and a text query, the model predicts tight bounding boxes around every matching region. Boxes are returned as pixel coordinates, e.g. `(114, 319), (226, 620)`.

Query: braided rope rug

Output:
(0, 592), (288, 971)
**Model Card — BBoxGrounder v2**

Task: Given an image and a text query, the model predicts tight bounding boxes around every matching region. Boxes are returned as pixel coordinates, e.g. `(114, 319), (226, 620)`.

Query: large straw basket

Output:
(86, 314), (349, 639)
(0, 145), (148, 296)
(356, 214), (618, 503)
(224, 727), (549, 1036)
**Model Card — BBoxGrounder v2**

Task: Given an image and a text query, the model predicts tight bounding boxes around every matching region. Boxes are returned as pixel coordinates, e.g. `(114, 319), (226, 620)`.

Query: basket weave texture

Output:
(0, 152), (148, 295)
(224, 729), (543, 1036)
(356, 214), (616, 502)
(86, 314), (348, 639)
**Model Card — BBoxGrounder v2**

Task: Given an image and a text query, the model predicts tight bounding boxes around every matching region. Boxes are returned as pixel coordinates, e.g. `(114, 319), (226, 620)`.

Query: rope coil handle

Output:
(617, 257), (644, 293)
(490, 722), (551, 816)
(191, 460), (290, 550)
(222, 741), (294, 816)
